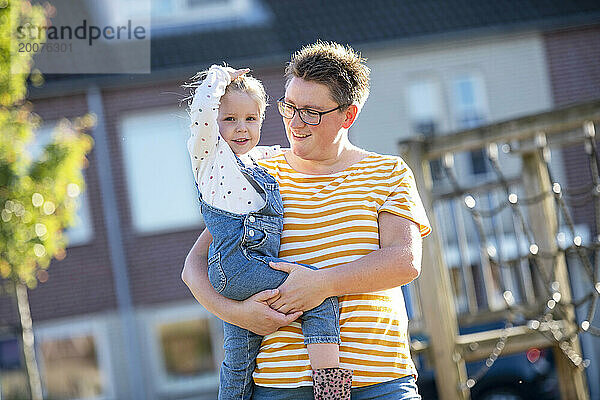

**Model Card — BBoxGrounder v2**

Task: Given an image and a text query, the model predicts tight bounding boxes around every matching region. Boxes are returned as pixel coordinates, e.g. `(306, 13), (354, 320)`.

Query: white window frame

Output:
(34, 318), (115, 400)
(142, 303), (222, 397)
(450, 71), (490, 130)
(449, 71), (492, 179)
(120, 106), (203, 235)
(158, 0), (251, 23)
(406, 76), (449, 183)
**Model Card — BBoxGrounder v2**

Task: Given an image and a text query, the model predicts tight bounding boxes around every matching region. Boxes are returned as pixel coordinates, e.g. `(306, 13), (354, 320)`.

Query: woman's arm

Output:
(268, 212), (423, 313)
(181, 229), (303, 335)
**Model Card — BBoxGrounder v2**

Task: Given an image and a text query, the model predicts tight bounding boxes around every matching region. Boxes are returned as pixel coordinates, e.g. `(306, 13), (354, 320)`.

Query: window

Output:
(0, 370), (28, 400)
(120, 108), (202, 234)
(451, 74), (490, 175)
(35, 321), (113, 400)
(407, 80), (443, 137)
(90, 0), (262, 36)
(29, 123), (94, 246)
(144, 304), (221, 396)
(407, 79), (445, 180)
(148, 0), (259, 30)
(469, 148), (488, 175)
(40, 336), (102, 399)
(0, 336), (20, 370)
(187, 0), (228, 7)
(159, 319), (215, 379)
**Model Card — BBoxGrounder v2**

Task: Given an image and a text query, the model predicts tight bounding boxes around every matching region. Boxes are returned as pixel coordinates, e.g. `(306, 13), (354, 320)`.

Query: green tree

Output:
(0, 1), (94, 398)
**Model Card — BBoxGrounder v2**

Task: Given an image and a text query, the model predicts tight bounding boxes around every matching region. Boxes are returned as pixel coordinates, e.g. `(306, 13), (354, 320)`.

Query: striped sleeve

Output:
(379, 157), (432, 238)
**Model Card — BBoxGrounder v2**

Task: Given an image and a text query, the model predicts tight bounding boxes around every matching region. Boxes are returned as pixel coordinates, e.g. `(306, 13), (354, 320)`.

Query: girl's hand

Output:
(267, 262), (329, 313)
(234, 289), (303, 336)
(225, 67), (250, 81)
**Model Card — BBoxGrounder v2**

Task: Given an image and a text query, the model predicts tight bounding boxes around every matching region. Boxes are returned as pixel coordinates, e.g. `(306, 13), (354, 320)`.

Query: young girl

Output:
(185, 65), (352, 400)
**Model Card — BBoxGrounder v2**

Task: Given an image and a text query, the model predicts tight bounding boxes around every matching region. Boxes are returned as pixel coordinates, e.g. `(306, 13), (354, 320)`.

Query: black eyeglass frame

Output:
(277, 96), (345, 126)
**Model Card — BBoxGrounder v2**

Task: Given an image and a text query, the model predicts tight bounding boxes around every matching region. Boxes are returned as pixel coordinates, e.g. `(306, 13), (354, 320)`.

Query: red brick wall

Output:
(544, 25), (600, 107)
(544, 25), (600, 233)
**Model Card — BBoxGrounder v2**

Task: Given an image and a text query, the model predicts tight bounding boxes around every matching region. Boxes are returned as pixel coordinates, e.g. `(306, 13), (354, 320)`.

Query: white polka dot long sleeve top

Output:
(187, 65), (282, 214)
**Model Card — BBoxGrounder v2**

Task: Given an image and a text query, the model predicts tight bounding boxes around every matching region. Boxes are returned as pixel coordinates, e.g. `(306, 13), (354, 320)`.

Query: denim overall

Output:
(200, 157), (340, 400)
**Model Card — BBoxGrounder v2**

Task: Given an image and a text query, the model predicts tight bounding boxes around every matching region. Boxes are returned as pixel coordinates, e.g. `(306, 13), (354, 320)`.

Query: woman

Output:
(182, 41), (431, 400)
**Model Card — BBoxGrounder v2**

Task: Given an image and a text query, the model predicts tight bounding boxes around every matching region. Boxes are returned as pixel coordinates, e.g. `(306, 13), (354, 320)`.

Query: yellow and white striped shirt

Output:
(254, 152), (431, 388)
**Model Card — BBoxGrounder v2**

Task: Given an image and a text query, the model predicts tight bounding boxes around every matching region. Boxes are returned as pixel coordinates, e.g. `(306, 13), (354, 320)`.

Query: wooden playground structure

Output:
(400, 100), (600, 399)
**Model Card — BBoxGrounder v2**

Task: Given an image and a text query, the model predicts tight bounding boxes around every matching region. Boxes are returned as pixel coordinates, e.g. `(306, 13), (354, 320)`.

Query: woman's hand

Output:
(267, 262), (330, 313)
(234, 289), (303, 336)
(182, 230), (301, 336)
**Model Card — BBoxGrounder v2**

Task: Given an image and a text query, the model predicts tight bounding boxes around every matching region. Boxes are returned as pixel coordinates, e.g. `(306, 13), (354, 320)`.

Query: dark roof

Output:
(154, 0), (600, 69)
(35, 0), (600, 92)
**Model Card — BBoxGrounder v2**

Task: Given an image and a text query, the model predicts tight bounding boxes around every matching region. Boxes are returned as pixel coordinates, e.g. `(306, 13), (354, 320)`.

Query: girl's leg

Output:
(222, 256), (341, 356)
(307, 343), (339, 369)
(222, 255), (351, 398)
(296, 293), (352, 399)
(219, 321), (263, 400)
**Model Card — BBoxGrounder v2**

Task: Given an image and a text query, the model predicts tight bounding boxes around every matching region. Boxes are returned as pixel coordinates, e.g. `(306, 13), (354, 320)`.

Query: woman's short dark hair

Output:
(284, 41), (371, 110)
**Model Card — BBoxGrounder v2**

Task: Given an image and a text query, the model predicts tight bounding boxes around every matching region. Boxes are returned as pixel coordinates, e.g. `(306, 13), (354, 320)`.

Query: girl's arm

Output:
(187, 65), (231, 187)
(181, 229), (303, 335)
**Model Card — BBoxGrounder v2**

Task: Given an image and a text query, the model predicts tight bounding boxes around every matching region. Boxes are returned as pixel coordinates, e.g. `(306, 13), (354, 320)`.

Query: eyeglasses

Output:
(277, 96), (343, 126)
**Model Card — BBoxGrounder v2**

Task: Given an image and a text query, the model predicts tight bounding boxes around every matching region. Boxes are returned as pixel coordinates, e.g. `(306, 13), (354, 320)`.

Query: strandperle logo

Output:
(16, 19), (147, 46)
(10, 0), (151, 74)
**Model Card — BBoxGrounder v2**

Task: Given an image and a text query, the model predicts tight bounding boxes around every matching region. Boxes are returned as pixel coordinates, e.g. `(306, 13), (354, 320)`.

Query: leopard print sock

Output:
(312, 367), (353, 400)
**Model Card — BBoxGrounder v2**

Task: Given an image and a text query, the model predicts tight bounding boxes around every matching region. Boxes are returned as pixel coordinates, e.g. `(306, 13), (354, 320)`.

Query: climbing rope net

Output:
(429, 121), (599, 389)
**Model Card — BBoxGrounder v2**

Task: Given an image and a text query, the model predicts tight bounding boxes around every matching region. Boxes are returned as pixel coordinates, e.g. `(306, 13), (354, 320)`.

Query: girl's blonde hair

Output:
(184, 67), (268, 120)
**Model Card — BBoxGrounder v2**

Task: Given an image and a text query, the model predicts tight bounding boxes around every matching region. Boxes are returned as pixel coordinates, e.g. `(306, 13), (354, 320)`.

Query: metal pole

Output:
(87, 86), (147, 400)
